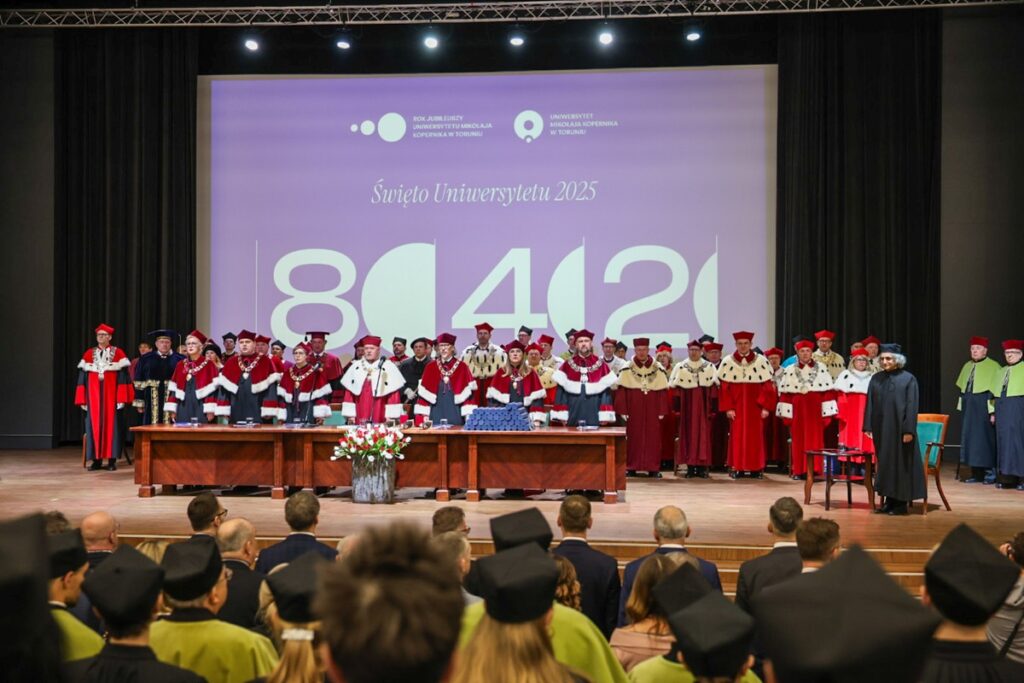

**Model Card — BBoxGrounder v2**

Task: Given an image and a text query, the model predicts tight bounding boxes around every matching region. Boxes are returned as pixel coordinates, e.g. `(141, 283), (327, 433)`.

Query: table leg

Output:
(272, 433), (285, 500)
(160, 484), (178, 495)
(604, 437), (618, 505)
(137, 434), (153, 498)
(825, 459), (832, 511)
(866, 457), (876, 510)
(302, 434), (314, 489)
(437, 435), (450, 502)
(466, 435), (480, 502)
(803, 452), (813, 505)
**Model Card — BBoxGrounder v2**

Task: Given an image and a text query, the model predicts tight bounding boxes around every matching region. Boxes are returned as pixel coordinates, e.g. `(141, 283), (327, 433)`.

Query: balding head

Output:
(80, 511), (118, 550)
(217, 517), (257, 565)
(653, 506), (689, 544)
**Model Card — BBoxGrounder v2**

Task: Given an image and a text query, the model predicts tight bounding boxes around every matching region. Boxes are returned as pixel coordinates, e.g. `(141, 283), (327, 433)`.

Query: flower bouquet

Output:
(332, 424), (411, 504)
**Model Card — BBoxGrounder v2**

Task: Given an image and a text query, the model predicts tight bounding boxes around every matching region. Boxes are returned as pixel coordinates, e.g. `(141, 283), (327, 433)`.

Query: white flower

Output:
(397, 454), (405, 460)
(367, 455), (375, 463)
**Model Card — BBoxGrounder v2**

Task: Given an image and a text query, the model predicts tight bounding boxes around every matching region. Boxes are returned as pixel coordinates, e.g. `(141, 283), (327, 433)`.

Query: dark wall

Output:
(0, 32), (56, 449)
(940, 8), (1024, 439)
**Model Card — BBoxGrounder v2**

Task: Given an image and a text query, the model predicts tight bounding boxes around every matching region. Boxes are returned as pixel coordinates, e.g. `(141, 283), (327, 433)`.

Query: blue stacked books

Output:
(464, 403), (533, 431)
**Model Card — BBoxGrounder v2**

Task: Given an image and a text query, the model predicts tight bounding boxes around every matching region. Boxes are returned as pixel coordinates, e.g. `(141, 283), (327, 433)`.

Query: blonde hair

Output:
(264, 602), (323, 683)
(553, 555), (581, 611)
(134, 540), (169, 564)
(451, 615), (577, 683)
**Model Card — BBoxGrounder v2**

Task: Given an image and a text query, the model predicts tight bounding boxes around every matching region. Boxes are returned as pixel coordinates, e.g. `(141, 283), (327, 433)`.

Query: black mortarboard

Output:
(752, 346), (764, 355)
(222, 332), (237, 341)
(271, 339), (286, 350)
(697, 334), (715, 344)
(652, 562), (713, 616)
(565, 328), (578, 340)
(267, 551), (328, 623)
(754, 546), (939, 683)
(791, 334), (811, 345)
(478, 543), (558, 623)
(203, 341), (222, 357)
(0, 515), (52, 654)
(669, 592), (755, 679)
(615, 341), (627, 351)
(83, 545), (164, 628)
(880, 343), (902, 354)
(161, 537), (223, 601)
(925, 523), (1021, 626)
(148, 329), (178, 341)
(392, 337), (407, 345)
(518, 326), (533, 336)
(411, 337), (430, 347)
(48, 529), (88, 579)
(490, 508), (553, 552)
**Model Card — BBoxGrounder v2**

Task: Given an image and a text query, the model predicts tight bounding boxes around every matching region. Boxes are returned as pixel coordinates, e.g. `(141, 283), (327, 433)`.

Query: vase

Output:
(351, 459), (396, 504)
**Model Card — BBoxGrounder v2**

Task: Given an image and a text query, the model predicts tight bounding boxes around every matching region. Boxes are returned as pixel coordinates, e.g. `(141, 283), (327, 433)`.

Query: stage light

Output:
(244, 38), (259, 52)
(336, 39), (351, 50)
(685, 29), (701, 42)
(684, 21), (703, 43)
(598, 31), (614, 46)
(509, 35), (525, 47)
(424, 35), (439, 50)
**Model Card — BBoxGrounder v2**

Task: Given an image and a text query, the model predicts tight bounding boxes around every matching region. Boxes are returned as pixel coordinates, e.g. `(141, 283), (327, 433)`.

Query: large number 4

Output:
(451, 248), (548, 330)
(603, 246), (690, 348)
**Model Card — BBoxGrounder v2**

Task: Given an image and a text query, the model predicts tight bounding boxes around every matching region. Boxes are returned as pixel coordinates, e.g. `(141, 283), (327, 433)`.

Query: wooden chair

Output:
(915, 414), (952, 514)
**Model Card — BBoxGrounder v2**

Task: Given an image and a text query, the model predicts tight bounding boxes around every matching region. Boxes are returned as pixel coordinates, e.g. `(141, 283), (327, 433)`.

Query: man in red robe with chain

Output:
(461, 322), (507, 406)
(339, 336), (405, 424)
(216, 329), (282, 423)
(551, 329), (617, 427)
(614, 338), (669, 477)
(165, 329), (220, 424)
(669, 339), (719, 478)
(775, 339), (838, 480)
(75, 323), (132, 471)
(416, 333), (478, 426)
(277, 341), (334, 424)
(717, 331), (777, 479)
(306, 331), (344, 402)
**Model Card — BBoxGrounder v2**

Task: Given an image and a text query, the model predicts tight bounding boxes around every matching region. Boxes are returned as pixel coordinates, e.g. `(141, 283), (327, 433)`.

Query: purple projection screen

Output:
(199, 67), (777, 354)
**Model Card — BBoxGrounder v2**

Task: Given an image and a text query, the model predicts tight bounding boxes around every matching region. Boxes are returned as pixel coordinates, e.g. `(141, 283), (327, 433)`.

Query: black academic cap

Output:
(669, 592), (755, 679)
(271, 339), (286, 350)
(880, 343), (903, 354)
(925, 523), (1021, 626)
(490, 508), (553, 552)
(148, 329), (178, 341)
(615, 341), (627, 351)
(411, 337), (431, 347)
(267, 551), (328, 623)
(652, 562), (713, 616)
(518, 326), (533, 335)
(565, 328), (578, 340)
(161, 537), (222, 601)
(752, 346), (764, 355)
(222, 332), (237, 341)
(754, 545), (939, 683)
(791, 334), (812, 345)
(478, 543), (558, 624)
(697, 334), (715, 344)
(83, 546), (164, 628)
(0, 515), (52, 655)
(392, 337), (407, 345)
(48, 529), (88, 579)
(203, 341), (222, 356)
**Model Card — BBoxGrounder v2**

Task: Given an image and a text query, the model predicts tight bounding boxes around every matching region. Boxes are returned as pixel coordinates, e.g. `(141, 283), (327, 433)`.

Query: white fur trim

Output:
(404, 387), (417, 401)
(341, 402), (356, 418)
(778, 363), (834, 394)
(164, 401), (178, 413)
(215, 404), (231, 417)
(550, 409), (569, 422)
(340, 359), (406, 397)
(487, 386), (509, 404)
(524, 387), (547, 406)
(261, 406), (278, 419)
(384, 403), (404, 420)
(454, 382), (476, 405)
(313, 404), (332, 419)
(776, 402), (793, 419)
(668, 360), (718, 389)
(822, 400), (839, 418)
(217, 375), (239, 394)
(167, 381), (184, 400)
(414, 403), (431, 417)
(717, 354), (774, 385)
(277, 408), (287, 422)
(78, 357), (131, 374)
(418, 383), (437, 404)
(461, 403), (476, 418)
(834, 369), (872, 395)
(195, 382), (219, 400)
(598, 409), (616, 423)
(202, 401), (218, 414)
(250, 374), (279, 396)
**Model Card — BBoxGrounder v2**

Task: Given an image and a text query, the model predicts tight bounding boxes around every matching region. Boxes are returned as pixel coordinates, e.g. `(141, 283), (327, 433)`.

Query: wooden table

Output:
(132, 425), (627, 503)
(803, 448), (875, 511)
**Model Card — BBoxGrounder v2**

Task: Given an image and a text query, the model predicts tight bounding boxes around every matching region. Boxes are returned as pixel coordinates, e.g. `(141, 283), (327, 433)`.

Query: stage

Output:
(2, 446), (1021, 597)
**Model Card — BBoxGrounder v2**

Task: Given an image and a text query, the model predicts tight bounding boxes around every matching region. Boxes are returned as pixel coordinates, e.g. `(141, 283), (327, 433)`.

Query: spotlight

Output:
(684, 21), (703, 43)
(598, 31), (614, 46)
(509, 35), (525, 47)
(424, 35), (439, 50)
(244, 38), (259, 52)
(685, 29), (701, 42)
(336, 39), (351, 50)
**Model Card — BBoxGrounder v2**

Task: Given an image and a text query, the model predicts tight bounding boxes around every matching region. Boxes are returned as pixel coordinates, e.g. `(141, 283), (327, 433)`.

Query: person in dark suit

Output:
(215, 517), (266, 629)
(186, 491), (226, 542)
(618, 505), (721, 627)
(734, 496), (804, 614)
(255, 491), (338, 574)
(552, 494), (621, 639)
(71, 511), (120, 634)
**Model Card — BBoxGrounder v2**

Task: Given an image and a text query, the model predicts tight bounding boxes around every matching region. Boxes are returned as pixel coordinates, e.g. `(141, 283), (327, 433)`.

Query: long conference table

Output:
(132, 425), (628, 503)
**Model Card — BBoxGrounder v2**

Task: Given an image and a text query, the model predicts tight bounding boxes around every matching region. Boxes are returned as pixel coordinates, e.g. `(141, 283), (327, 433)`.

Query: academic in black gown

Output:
(430, 381), (465, 426)
(66, 643), (206, 683)
(230, 377), (263, 424)
(919, 640), (1024, 683)
(863, 367), (926, 507)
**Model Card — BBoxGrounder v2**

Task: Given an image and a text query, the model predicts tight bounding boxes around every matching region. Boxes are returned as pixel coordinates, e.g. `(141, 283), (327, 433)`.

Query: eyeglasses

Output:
(459, 524), (471, 535)
(215, 509), (229, 520)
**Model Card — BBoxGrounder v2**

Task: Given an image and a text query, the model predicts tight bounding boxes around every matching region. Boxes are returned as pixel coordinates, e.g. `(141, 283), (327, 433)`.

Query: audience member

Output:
(66, 546), (203, 682)
(432, 530), (481, 605)
(610, 554), (687, 672)
(795, 517), (840, 571)
(919, 524), (1024, 681)
(45, 509), (72, 535)
(136, 539), (170, 565)
(554, 555), (583, 611)
(187, 492), (226, 540)
(619, 506), (721, 626)
(256, 492), (338, 573)
(258, 552), (329, 683)
(151, 538), (278, 683)
(317, 522), (464, 683)
(217, 517), (267, 629)
(335, 534), (359, 560)
(988, 532), (1024, 663)
(71, 510), (121, 633)
(553, 494), (621, 638)
(668, 593), (759, 683)
(432, 505), (471, 535)
(453, 543), (588, 683)
(47, 529), (104, 662)
(734, 497), (803, 613)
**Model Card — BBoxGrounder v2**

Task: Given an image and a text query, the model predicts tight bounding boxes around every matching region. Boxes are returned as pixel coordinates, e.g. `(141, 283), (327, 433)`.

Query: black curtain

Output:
(775, 11), (942, 409)
(54, 29), (198, 442)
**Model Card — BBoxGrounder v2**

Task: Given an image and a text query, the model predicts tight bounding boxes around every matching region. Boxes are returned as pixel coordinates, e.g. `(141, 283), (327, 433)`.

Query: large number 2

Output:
(603, 246), (690, 348)
(270, 249), (360, 347)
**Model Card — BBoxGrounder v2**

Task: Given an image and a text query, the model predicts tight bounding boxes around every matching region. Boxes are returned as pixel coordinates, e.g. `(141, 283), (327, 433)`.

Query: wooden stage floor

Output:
(1, 447), (1020, 553)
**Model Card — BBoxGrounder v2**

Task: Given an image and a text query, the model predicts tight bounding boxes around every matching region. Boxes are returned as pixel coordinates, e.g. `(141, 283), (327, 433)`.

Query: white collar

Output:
(801, 566), (819, 573)
(659, 543), (685, 550)
(773, 541), (798, 548)
(561, 536), (589, 544)
(289, 531), (316, 537)
(49, 600), (67, 608)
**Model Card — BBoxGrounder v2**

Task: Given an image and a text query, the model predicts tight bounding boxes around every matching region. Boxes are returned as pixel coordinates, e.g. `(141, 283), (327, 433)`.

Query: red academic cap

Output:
(525, 343), (543, 354)
(861, 335), (882, 346)
(633, 338), (651, 347)
(764, 347), (784, 358)
(815, 330), (836, 341)
(474, 322), (494, 333)
(537, 334), (555, 346)
(1002, 340), (1024, 351)
(969, 336), (989, 347)
(732, 331), (755, 342)
(687, 340), (703, 349)
(850, 348), (870, 358)
(601, 337), (617, 346)
(186, 330), (208, 345)
(574, 329), (595, 341)
(237, 329), (256, 342)
(436, 333), (457, 345)
(95, 323), (114, 335)
(657, 342), (673, 353)
(704, 342), (724, 352)
(305, 331), (329, 341)
(794, 340), (815, 351)
(295, 341), (313, 354)
(254, 334), (271, 344)
(361, 335), (382, 347)
(505, 340), (526, 353)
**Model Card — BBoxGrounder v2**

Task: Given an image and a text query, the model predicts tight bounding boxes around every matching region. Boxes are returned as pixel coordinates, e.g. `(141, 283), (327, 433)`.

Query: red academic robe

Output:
(164, 357), (220, 417)
(487, 367), (547, 416)
(277, 363), (334, 422)
(660, 366), (679, 464)
(415, 357), (478, 426)
(718, 353), (777, 472)
(764, 368), (789, 466)
(339, 359), (405, 424)
(776, 361), (837, 476)
(669, 360), (719, 468)
(834, 369), (875, 459)
(75, 346), (132, 462)
(311, 350), (344, 401)
(216, 353), (281, 419)
(614, 358), (670, 472)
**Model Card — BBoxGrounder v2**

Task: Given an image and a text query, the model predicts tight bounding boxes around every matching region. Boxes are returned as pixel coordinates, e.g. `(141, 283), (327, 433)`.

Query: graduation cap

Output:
(148, 329), (178, 342)
(48, 529), (88, 579)
(518, 326), (533, 336)
(411, 337), (431, 347)
(267, 551), (328, 624)
(0, 515), (53, 655)
(880, 343), (902, 354)
(652, 562), (713, 616)
(161, 536), (223, 601)
(490, 508), (553, 552)
(392, 337), (407, 345)
(754, 546), (939, 683)
(202, 341), (222, 357)
(669, 592), (755, 679)
(752, 346), (764, 355)
(478, 543), (558, 624)
(222, 332), (237, 341)
(83, 545), (164, 629)
(697, 334), (715, 344)
(615, 341), (627, 351)
(270, 339), (286, 350)
(565, 328), (578, 340)
(925, 523), (1021, 626)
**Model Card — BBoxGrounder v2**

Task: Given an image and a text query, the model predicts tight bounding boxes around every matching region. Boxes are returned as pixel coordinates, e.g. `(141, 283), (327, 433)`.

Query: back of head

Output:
(558, 495), (591, 534)
(317, 522), (464, 683)
(553, 555), (581, 611)
(627, 553), (685, 625)
(431, 506), (466, 536)
(285, 491), (320, 532)
(43, 510), (70, 535)
(80, 511), (117, 550)
(218, 518), (256, 554)
(654, 506), (688, 542)
(769, 497), (803, 537)
(431, 531), (471, 573)
(187, 492), (220, 532)
(796, 518), (840, 563)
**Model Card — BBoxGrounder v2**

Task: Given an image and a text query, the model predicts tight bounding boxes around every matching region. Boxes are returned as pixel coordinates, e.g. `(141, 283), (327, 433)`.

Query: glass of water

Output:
(189, 417), (199, 428)
(577, 420), (587, 431)
(246, 416), (255, 428)
(439, 418), (449, 429)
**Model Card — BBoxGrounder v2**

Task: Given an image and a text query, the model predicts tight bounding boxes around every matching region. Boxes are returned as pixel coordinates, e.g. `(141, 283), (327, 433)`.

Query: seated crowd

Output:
(5, 495), (1024, 683)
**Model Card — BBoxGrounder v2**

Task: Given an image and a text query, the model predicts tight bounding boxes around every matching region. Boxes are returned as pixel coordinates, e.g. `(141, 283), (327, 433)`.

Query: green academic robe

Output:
(991, 363), (1024, 400)
(626, 653), (762, 683)
(150, 609), (278, 683)
(955, 357), (1001, 411)
(460, 601), (628, 683)
(52, 605), (105, 662)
